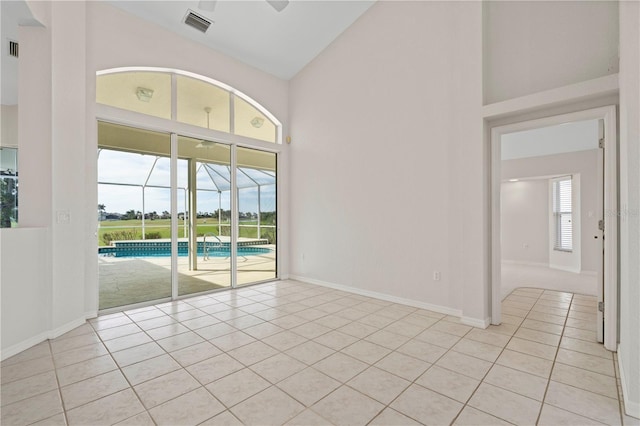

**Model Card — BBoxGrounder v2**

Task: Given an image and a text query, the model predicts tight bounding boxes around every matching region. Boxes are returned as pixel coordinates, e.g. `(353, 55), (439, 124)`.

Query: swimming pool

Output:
(98, 241), (272, 258)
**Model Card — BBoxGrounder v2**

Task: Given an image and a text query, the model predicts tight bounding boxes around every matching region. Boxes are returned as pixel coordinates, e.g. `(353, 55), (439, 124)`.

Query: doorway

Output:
(491, 106), (617, 351)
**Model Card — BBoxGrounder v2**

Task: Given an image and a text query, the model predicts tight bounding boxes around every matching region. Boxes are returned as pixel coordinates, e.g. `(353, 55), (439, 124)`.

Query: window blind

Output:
(553, 177), (573, 251)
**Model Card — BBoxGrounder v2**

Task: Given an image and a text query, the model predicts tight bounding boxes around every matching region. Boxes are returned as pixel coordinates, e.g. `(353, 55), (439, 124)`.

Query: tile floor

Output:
(2, 281), (638, 425)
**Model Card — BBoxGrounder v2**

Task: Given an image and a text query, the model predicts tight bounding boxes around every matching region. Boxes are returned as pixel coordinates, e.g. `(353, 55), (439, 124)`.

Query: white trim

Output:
(461, 316), (491, 329)
(289, 275), (462, 318)
(483, 74), (619, 120)
(618, 344), (640, 418)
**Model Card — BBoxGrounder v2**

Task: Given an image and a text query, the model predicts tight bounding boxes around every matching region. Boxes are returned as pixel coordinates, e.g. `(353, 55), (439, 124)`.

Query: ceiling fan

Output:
(198, 0), (289, 13)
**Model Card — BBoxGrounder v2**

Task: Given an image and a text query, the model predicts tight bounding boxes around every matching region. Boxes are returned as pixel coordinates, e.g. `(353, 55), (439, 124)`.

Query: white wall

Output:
(289, 1), (485, 322)
(501, 180), (549, 265)
(618, 1), (640, 418)
(1, 0), (290, 358)
(1, 105), (18, 147)
(502, 150), (600, 273)
(0, 228), (49, 358)
(483, 1), (619, 104)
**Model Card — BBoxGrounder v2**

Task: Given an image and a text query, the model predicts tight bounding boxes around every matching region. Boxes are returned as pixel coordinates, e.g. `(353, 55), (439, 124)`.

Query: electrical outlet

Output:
(433, 271), (441, 281)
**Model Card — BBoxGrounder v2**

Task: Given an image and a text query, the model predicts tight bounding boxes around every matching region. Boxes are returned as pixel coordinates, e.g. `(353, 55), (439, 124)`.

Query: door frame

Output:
(491, 105), (617, 351)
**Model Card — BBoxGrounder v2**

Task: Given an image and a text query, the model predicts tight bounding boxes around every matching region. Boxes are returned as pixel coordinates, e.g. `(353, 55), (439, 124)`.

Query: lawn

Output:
(98, 218), (274, 245)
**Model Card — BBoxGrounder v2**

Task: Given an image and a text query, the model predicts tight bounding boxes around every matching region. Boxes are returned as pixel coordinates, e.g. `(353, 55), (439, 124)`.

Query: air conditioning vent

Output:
(184, 10), (212, 33)
(9, 40), (18, 58)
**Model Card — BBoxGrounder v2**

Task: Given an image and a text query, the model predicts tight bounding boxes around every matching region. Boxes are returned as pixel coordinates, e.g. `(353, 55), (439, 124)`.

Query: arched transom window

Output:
(96, 68), (281, 144)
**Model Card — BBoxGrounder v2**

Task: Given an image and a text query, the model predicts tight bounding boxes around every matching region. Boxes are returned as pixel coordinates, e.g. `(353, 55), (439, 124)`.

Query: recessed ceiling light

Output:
(509, 179), (519, 182)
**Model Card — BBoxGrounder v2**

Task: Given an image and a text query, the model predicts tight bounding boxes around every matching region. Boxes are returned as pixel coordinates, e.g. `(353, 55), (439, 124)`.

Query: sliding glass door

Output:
(97, 123), (172, 310)
(98, 123), (278, 310)
(236, 147), (277, 286)
(177, 137), (232, 296)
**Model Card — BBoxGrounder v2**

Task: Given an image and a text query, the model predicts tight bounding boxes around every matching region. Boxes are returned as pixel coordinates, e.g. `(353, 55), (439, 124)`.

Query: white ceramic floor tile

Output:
(313, 352), (368, 383)
(551, 362), (618, 399)
(206, 368), (271, 408)
(149, 387), (225, 425)
(390, 383), (463, 425)
(555, 348), (615, 376)
(496, 349), (553, 378)
(110, 342), (165, 368)
(347, 366), (411, 404)
(453, 405), (512, 425)
(285, 340), (335, 365)
(374, 351), (431, 381)
(415, 365), (480, 403)
(60, 369), (130, 410)
(341, 340), (391, 364)
(276, 367), (341, 407)
(311, 385), (384, 426)
(538, 403), (605, 425)
(186, 353), (245, 385)
(397, 339), (448, 363)
(169, 341), (222, 367)
(468, 382), (541, 425)
(227, 341), (279, 366)
(209, 330), (256, 352)
(435, 351), (493, 380)
(452, 338), (503, 362)
(231, 386), (305, 426)
(249, 353), (307, 384)
(463, 328), (511, 348)
(545, 380), (621, 425)
(121, 353), (182, 386)
(2, 284), (626, 426)
(506, 337), (558, 360)
(262, 330), (308, 351)
(369, 408), (421, 425)
(199, 410), (244, 425)
(65, 389), (144, 426)
(284, 409), (332, 425)
(1, 370), (59, 407)
(134, 369), (201, 408)
(484, 364), (548, 401)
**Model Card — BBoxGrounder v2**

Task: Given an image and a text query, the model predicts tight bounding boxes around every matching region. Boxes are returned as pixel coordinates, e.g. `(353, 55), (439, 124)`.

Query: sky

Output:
(98, 150), (275, 215)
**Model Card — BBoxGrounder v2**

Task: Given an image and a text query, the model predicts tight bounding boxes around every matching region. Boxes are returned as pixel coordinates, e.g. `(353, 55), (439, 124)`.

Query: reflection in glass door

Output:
(177, 137), (232, 296)
(236, 147), (277, 286)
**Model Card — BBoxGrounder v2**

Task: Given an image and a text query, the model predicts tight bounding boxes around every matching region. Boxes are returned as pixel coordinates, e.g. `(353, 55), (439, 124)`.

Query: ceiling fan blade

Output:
(266, 0), (289, 12)
(198, 0), (217, 12)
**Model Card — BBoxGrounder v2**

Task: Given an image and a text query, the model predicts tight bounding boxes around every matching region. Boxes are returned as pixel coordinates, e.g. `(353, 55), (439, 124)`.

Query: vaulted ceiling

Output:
(1, 0), (375, 105)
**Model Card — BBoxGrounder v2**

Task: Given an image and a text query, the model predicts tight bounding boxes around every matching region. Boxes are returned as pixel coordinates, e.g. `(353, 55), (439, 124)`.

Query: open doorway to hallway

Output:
(491, 106), (618, 351)
(500, 119), (601, 299)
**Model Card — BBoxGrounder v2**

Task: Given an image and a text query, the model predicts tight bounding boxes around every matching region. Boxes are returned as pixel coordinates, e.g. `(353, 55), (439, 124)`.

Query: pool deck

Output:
(99, 239), (276, 310)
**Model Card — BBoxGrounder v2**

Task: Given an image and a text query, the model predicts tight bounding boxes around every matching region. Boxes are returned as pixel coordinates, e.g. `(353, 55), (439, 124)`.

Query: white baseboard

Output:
(618, 344), (640, 419)
(289, 274), (462, 318)
(1, 313), (94, 362)
(49, 316), (90, 340)
(0, 331), (50, 361)
(461, 316), (491, 328)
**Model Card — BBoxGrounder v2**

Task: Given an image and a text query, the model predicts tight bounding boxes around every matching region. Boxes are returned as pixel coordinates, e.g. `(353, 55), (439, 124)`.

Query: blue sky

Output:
(98, 150), (275, 214)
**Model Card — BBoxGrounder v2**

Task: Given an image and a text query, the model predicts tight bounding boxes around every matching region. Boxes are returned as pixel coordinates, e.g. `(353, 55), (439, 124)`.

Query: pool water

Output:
(98, 244), (271, 258)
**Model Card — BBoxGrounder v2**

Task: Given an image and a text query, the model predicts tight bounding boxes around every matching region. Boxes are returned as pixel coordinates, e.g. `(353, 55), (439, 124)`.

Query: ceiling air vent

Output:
(8, 40), (18, 58)
(184, 10), (212, 33)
